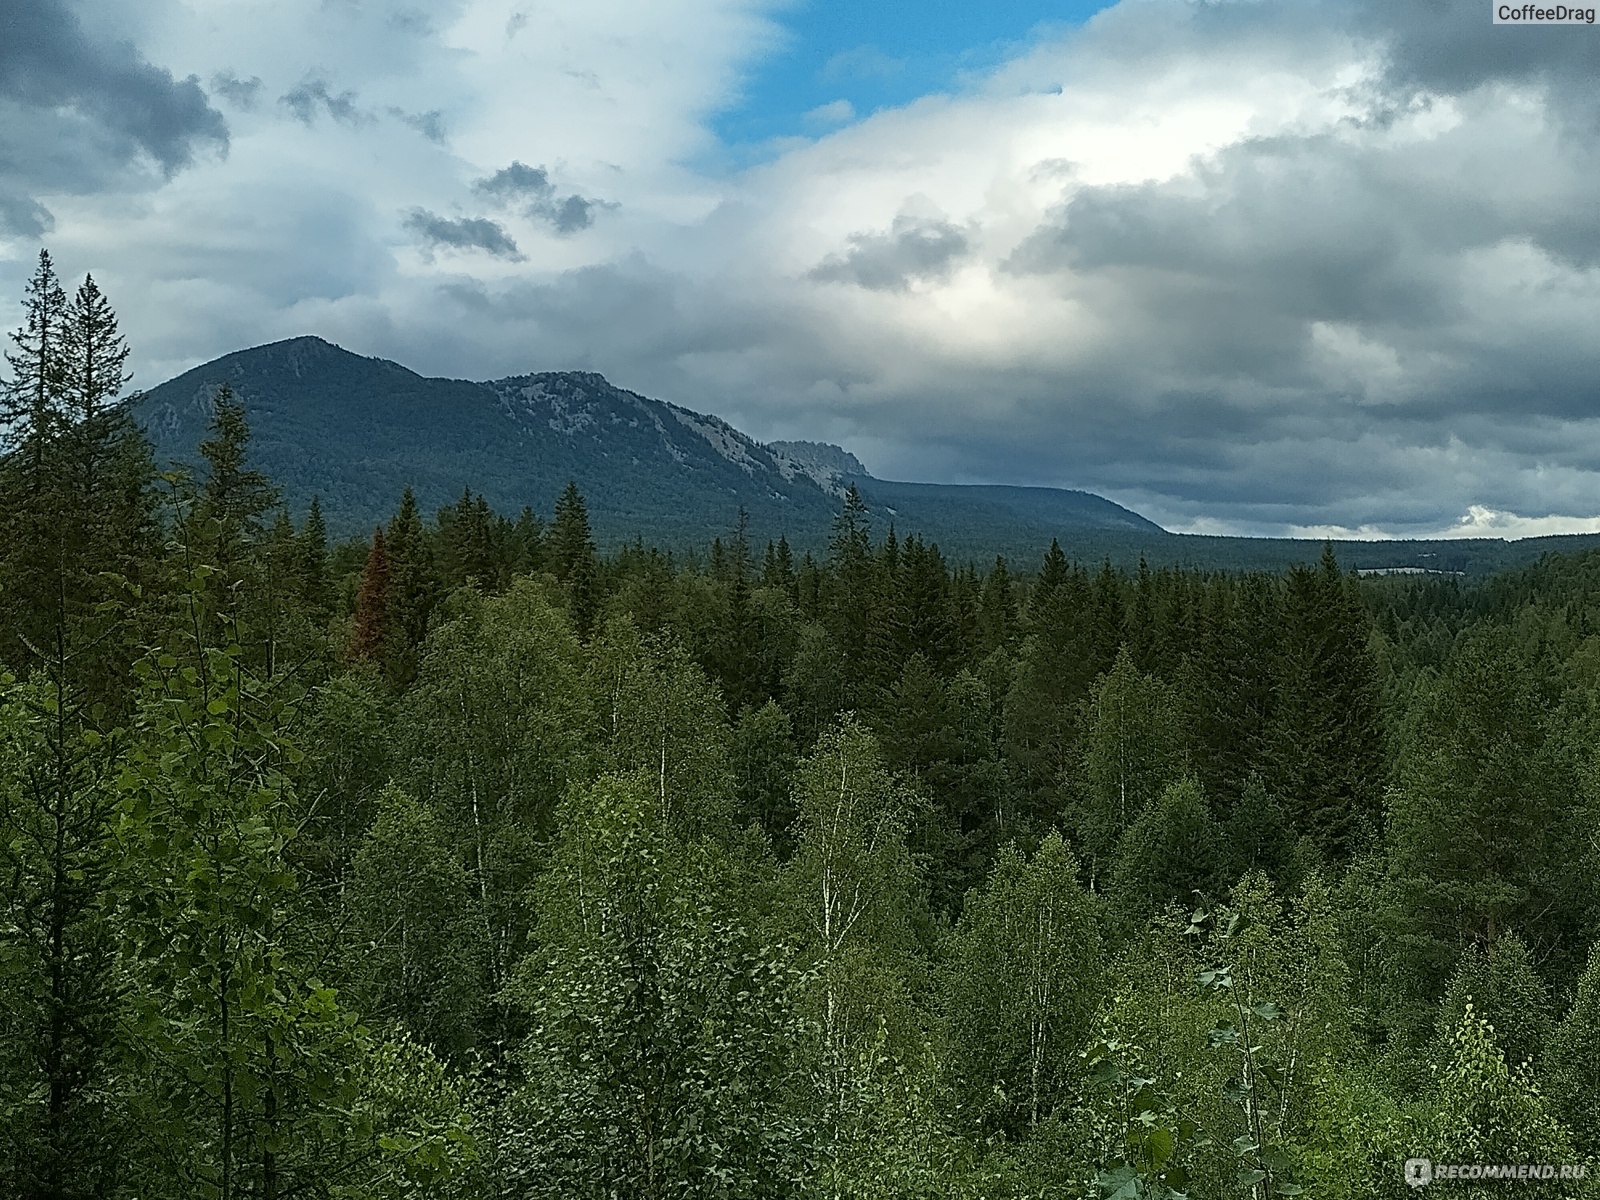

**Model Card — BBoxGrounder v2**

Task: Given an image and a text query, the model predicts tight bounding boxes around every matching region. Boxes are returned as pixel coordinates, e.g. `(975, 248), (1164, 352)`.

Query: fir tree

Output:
(1030, 538), (1070, 624)
(1263, 546), (1383, 860)
(979, 556), (1016, 655)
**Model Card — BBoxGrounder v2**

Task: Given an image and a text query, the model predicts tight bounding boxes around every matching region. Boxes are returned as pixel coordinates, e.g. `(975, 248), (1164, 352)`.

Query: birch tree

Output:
(944, 831), (1103, 1135)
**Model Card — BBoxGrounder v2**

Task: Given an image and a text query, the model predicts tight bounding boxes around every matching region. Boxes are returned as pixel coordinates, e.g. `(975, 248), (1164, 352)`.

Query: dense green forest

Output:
(3, 250), (1599, 1198)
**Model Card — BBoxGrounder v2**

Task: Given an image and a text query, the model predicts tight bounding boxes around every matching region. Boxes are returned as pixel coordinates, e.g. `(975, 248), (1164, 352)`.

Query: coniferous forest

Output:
(4, 251), (1600, 1199)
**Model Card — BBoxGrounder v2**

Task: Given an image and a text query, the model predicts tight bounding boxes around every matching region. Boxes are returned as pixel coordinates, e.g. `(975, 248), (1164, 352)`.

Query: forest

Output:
(2, 250), (1598, 1199)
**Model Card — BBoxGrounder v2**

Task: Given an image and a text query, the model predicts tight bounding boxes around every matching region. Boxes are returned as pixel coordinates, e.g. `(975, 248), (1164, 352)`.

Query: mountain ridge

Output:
(131, 337), (1600, 574)
(132, 336), (1162, 556)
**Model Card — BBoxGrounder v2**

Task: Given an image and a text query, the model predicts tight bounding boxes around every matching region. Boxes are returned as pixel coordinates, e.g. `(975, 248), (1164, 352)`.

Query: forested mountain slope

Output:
(134, 335), (840, 545)
(134, 337), (1600, 574)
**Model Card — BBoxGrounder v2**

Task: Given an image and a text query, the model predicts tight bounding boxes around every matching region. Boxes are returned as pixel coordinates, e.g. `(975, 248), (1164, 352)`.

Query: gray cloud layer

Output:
(0, 0), (227, 234)
(280, 75), (368, 126)
(9, 0), (1600, 537)
(402, 209), (523, 259)
(210, 71), (264, 110)
(472, 161), (607, 234)
(809, 215), (969, 291)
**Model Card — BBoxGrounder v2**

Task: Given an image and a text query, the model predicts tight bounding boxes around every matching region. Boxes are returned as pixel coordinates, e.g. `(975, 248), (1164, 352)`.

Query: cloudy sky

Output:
(3, 0), (1599, 537)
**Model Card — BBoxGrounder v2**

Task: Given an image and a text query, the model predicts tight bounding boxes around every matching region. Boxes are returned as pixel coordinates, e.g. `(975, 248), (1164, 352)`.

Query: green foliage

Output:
(1379, 630), (1565, 1046)
(585, 617), (734, 837)
(196, 383), (280, 575)
(113, 578), (361, 1197)
(1107, 776), (1222, 926)
(0, 675), (124, 1196)
(401, 579), (588, 993)
(732, 699), (799, 851)
(16, 253), (1600, 1197)
(1426, 1005), (1574, 1199)
(346, 788), (486, 1059)
(1080, 1034), (1202, 1200)
(504, 773), (815, 1198)
(1262, 547), (1384, 860)
(1435, 936), (1552, 1075)
(780, 716), (929, 1155)
(1222, 775), (1296, 887)
(1077, 647), (1186, 872)
(943, 831), (1104, 1134)
(1545, 942), (1600, 1156)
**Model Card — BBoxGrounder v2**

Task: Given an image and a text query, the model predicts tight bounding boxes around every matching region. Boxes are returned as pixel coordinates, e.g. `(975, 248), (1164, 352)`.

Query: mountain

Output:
(132, 337), (1162, 556)
(135, 337), (839, 546)
(132, 337), (1600, 574)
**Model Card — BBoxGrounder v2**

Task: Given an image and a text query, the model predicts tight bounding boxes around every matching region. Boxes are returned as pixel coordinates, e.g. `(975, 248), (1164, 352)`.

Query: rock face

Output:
(133, 335), (1166, 555)
(766, 440), (871, 492)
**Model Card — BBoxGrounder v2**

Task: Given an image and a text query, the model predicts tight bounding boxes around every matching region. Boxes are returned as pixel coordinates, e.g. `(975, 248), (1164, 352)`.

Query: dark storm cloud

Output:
(211, 71), (264, 111)
(402, 209), (524, 259)
(1003, 112), (1600, 437)
(809, 215), (969, 291)
(280, 76), (369, 126)
(0, 0), (227, 177)
(471, 161), (608, 234)
(1356, 0), (1600, 101)
(0, 188), (53, 239)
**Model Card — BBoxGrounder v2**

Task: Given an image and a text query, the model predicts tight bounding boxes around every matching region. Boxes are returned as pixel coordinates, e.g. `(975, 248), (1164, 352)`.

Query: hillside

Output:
(132, 337), (1166, 555)
(136, 337), (839, 546)
(132, 337), (1600, 574)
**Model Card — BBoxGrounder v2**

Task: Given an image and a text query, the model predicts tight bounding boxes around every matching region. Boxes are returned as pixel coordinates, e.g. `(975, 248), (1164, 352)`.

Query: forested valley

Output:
(4, 252), (1600, 1199)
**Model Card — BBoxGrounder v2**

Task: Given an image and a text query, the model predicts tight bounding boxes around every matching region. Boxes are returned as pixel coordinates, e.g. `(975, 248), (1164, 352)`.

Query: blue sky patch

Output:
(711, 0), (1116, 155)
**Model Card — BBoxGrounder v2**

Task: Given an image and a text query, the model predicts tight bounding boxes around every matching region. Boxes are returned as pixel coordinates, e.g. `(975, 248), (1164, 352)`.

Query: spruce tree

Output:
(979, 556), (1016, 654)
(1262, 546), (1383, 860)
(297, 496), (331, 620)
(1030, 538), (1070, 624)
(0, 249), (68, 479)
(548, 481), (598, 633)
(0, 251), (69, 666)
(59, 273), (129, 429)
(823, 485), (876, 706)
(384, 487), (435, 686)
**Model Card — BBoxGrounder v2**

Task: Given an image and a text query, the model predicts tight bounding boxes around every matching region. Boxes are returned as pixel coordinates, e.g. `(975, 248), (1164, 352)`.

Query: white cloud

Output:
(803, 98), (855, 127)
